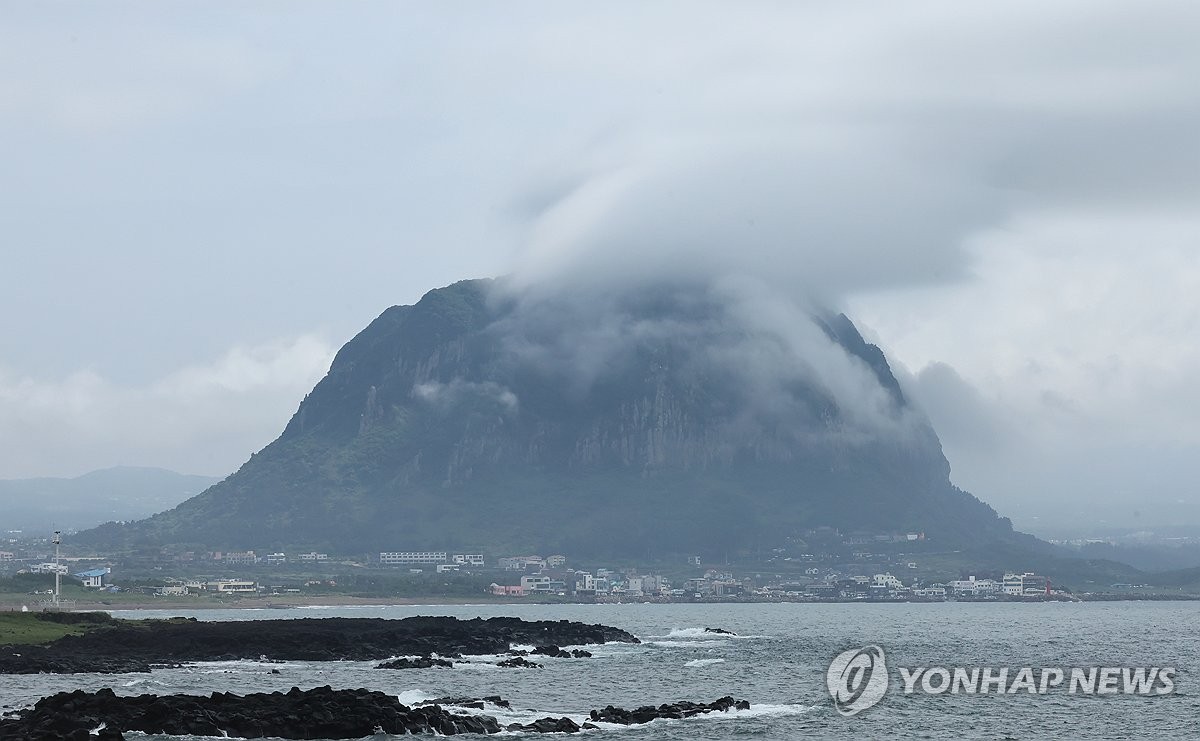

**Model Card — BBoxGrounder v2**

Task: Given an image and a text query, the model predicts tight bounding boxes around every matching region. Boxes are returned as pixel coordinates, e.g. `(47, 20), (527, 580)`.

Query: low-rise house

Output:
(29, 562), (68, 575)
(872, 573), (903, 590)
(380, 551), (448, 565)
(521, 575), (553, 592)
(206, 579), (257, 593)
(546, 555), (567, 568)
(490, 583), (526, 597)
(626, 577), (644, 596)
(1003, 572), (1047, 596)
(499, 555), (544, 571)
(684, 577), (709, 594)
(73, 567), (110, 588)
(711, 581), (744, 596)
(224, 551), (257, 565)
(266, 552), (288, 565)
(296, 552), (329, 562)
(452, 554), (485, 566)
(157, 585), (189, 596)
(948, 576), (1001, 595)
(912, 586), (946, 599)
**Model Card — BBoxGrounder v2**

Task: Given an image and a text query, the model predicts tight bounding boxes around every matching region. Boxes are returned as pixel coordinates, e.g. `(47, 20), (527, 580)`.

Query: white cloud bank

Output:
(0, 335), (335, 479)
(849, 213), (1200, 529)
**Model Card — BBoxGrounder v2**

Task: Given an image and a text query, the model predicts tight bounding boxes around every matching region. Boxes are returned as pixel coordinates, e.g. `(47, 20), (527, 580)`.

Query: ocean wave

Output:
(647, 639), (730, 649)
(120, 678), (169, 687)
(645, 627), (767, 641)
(397, 688), (434, 705)
(684, 658), (726, 668)
(446, 699), (817, 734)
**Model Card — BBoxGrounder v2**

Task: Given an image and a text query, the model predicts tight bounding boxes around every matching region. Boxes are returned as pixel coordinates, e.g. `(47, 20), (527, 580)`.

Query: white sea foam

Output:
(683, 658), (726, 668)
(649, 627), (769, 640)
(120, 678), (169, 687)
(448, 700), (817, 734)
(647, 639), (730, 649)
(397, 688), (434, 705)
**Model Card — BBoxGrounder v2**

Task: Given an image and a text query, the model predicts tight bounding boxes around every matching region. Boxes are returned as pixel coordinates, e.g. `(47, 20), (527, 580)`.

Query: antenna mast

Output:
(52, 530), (61, 609)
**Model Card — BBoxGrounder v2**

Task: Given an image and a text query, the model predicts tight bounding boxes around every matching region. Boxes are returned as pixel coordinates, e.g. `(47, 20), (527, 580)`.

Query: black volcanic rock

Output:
(418, 696), (511, 709)
(376, 656), (454, 669)
(589, 696), (750, 724)
(0, 686), (505, 740)
(0, 616), (638, 675)
(497, 655), (542, 668)
(508, 717), (582, 733)
(78, 278), (1018, 555)
(532, 644), (591, 658)
(0, 688), (750, 739)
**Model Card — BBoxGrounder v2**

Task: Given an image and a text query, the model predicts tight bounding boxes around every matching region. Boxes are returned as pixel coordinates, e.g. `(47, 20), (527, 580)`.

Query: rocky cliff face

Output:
(82, 278), (1013, 555)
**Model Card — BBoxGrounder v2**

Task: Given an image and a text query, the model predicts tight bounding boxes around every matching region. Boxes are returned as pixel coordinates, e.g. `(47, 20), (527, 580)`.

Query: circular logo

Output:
(827, 645), (888, 716)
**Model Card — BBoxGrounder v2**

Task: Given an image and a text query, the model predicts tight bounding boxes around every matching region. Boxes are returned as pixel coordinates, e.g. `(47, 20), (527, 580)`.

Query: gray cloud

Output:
(490, 275), (921, 449)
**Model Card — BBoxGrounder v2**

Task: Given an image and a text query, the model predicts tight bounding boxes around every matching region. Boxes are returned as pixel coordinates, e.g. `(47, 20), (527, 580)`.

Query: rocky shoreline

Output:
(0, 687), (751, 740)
(0, 615), (760, 739)
(0, 614), (638, 674)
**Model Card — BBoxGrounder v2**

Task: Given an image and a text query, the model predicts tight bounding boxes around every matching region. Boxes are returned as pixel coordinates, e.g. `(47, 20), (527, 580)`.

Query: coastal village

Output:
(0, 528), (1088, 604)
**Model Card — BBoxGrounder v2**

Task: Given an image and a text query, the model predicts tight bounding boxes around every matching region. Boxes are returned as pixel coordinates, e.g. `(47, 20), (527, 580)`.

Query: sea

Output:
(3, 601), (1198, 739)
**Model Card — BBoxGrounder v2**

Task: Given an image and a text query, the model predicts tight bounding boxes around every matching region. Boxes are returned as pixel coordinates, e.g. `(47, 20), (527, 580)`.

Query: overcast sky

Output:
(2, 2), (1198, 533)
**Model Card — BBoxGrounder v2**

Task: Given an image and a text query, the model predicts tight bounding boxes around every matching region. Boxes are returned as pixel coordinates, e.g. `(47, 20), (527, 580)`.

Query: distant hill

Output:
(79, 278), (1039, 560)
(0, 467), (222, 534)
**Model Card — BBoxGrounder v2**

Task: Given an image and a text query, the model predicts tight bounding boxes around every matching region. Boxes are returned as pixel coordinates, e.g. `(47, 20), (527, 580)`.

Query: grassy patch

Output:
(0, 611), (112, 646)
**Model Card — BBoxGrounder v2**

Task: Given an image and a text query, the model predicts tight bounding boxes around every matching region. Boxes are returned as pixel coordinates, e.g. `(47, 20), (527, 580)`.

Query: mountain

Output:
(0, 467), (222, 534)
(80, 278), (1024, 557)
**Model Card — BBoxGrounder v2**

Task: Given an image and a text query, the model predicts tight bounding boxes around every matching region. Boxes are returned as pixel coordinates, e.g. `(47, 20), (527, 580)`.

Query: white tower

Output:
(52, 530), (61, 609)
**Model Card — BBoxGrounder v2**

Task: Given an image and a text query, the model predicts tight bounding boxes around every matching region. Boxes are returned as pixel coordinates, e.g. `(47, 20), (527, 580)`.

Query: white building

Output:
(546, 555), (567, 568)
(72, 567), (110, 588)
(296, 552), (329, 562)
(949, 576), (1003, 596)
(912, 587), (946, 599)
(380, 551), (448, 565)
(873, 573), (903, 590)
(206, 579), (257, 593)
(266, 552), (287, 565)
(499, 555), (544, 570)
(452, 554), (485, 566)
(1003, 572), (1047, 596)
(29, 562), (68, 575)
(521, 575), (552, 592)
